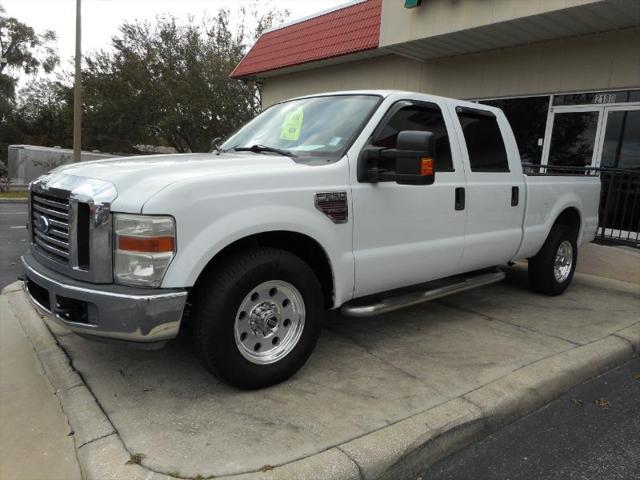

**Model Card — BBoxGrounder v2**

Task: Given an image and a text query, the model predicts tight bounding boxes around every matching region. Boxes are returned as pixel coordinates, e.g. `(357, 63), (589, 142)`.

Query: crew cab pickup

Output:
(21, 90), (600, 389)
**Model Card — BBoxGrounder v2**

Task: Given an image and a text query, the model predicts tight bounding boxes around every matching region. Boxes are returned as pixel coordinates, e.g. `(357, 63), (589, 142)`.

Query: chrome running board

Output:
(341, 269), (505, 317)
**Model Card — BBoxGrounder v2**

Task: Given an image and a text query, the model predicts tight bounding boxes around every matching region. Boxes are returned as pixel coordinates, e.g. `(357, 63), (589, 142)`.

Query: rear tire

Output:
(191, 247), (323, 389)
(528, 224), (578, 296)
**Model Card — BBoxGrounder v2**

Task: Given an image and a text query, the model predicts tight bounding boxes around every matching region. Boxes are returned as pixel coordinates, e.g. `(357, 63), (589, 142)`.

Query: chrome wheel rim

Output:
(234, 280), (305, 365)
(554, 240), (573, 283)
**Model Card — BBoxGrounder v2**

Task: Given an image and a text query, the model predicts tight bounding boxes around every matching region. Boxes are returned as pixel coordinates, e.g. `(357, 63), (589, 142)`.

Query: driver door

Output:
(350, 100), (467, 297)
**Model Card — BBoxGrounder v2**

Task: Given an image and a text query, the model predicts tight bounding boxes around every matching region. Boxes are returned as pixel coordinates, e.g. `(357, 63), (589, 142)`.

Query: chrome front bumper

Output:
(21, 254), (187, 345)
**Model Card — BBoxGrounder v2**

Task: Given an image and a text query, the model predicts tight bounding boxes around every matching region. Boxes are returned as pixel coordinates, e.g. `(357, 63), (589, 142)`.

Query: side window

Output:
(456, 109), (509, 172)
(372, 104), (454, 172)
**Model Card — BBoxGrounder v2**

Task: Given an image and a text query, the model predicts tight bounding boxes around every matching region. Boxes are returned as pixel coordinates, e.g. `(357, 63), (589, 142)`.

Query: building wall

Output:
(261, 55), (427, 107)
(261, 27), (640, 107)
(379, 0), (600, 48)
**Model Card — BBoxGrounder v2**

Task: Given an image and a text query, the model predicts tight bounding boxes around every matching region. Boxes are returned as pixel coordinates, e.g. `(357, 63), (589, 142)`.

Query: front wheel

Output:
(528, 224), (578, 296)
(191, 247), (323, 389)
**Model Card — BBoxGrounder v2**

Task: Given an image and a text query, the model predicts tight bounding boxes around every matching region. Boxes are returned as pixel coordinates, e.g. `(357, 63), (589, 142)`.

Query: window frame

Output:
(455, 106), (511, 173)
(368, 99), (456, 174)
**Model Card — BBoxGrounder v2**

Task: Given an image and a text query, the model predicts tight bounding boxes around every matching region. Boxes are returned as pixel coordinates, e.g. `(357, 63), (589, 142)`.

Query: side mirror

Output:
(357, 130), (436, 185)
(394, 131), (435, 185)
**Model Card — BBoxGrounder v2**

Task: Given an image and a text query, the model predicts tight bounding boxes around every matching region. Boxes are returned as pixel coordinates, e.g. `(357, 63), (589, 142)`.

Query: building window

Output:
(456, 111), (509, 172)
(547, 111), (600, 167)
(373, 105), (453, 171)
(480, 96), (550, 165)
(601, 110), (640, 170)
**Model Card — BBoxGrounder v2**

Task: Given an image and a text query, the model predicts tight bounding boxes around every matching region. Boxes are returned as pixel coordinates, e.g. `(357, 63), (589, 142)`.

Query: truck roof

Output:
(284, 89), (502, 115)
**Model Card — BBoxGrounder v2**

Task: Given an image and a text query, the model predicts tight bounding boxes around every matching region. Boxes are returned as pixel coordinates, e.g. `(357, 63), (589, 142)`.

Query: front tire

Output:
(528, 224), (578, 296)
(191, 247), (323, 389)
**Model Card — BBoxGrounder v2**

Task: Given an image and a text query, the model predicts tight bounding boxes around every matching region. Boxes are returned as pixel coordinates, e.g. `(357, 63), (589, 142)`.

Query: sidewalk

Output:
(1, 267), (638, 480)
(0, 284), (81, 480)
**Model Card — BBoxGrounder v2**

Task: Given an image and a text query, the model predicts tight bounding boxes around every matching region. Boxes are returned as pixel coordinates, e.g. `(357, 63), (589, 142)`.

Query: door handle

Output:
(511, 186), (519, 207)
(455, 187), (465, 211)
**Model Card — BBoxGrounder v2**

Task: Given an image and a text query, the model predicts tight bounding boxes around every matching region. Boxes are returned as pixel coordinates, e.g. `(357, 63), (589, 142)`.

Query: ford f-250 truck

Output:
(21, 90), (600, 389)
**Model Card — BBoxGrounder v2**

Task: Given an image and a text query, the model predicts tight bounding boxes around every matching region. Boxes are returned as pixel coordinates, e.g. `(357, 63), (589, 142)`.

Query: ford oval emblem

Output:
(36, 214), (50, 234)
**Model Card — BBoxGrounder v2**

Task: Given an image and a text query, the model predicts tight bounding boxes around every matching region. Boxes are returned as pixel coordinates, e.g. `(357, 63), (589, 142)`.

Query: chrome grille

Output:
(30, 173), (117, 283)
(31, 192), (71, 263)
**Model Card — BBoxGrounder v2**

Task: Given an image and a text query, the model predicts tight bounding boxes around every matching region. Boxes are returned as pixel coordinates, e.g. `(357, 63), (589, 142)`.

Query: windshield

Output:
(221, 94), (381, 162)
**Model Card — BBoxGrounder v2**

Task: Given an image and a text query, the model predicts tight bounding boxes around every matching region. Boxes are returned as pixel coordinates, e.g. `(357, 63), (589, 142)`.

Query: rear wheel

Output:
(528, 224), (578, 296)
(191, 247), (323, 389)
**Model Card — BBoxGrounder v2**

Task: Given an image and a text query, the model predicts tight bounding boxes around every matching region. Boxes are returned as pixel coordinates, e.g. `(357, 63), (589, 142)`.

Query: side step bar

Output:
(341, 269), (505, 317)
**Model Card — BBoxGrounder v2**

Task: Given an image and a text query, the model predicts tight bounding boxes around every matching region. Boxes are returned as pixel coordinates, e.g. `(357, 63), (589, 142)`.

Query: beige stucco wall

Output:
(261, 55), (428, 107)
(261, 27), (640, 107)
(379, 0), (601, 47)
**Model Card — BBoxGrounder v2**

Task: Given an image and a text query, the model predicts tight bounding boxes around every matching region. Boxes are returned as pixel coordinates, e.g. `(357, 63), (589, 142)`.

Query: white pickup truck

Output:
(22, 90), (600, 389)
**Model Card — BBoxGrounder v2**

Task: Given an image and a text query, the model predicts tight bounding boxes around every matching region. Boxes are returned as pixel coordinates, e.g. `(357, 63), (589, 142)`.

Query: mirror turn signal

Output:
(420, 157), (434, 176)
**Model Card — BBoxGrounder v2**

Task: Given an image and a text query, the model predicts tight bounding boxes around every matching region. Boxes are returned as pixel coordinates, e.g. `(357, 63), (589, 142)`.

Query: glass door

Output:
(596, 105), (640, 169)
(541, 105), (604, 168)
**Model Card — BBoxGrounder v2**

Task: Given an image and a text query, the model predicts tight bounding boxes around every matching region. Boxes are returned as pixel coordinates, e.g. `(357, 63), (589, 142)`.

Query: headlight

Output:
(113, 214), (176, 287)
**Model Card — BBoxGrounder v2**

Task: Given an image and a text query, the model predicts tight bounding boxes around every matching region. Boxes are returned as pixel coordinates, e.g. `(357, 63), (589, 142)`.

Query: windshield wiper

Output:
(232, 144), (297, 158)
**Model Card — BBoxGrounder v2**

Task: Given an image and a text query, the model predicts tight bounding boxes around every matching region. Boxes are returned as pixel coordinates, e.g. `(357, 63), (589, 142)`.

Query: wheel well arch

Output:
(192, 231), (335, 308)
(553, 207), (581, 236)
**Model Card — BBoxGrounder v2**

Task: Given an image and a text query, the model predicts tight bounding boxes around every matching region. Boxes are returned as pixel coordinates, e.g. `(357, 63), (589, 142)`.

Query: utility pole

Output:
(73, 0), (82, 162)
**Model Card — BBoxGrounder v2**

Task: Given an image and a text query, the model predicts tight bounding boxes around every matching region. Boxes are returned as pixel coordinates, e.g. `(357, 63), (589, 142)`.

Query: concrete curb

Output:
(0, 197), (27, 204)
(3, 281), (638, 480)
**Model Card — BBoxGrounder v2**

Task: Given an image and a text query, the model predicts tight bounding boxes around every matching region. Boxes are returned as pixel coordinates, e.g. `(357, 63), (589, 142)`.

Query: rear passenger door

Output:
(452, 106), (525, 271)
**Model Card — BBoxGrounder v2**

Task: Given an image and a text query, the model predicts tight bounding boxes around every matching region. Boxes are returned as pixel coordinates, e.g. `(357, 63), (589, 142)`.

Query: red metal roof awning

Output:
(230, 0), (382, 79)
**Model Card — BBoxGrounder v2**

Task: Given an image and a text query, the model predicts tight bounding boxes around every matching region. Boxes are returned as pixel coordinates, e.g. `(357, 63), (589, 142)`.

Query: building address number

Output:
(593, 93), (617, 104)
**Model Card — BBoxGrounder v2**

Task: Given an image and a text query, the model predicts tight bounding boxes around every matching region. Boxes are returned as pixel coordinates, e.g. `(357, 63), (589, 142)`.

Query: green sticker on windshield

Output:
(280, 108), (304, 141)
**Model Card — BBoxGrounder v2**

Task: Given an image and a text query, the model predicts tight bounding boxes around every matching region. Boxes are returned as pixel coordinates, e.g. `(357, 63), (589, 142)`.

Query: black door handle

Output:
(455, 187), (465, 211)
(511, 186), (519, 206)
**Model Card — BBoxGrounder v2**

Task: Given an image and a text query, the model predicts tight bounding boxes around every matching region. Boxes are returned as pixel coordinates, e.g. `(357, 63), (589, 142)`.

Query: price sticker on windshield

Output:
(280, 108), (304, 141)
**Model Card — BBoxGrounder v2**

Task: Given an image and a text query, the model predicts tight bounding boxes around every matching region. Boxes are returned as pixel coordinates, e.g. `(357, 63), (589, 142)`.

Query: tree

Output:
(2, 2), (288, 159)
(81, 4), (288, 154)
(17, 79), (72, 147)
(0, 3), (59, 164)
(0, 5), (58, 76)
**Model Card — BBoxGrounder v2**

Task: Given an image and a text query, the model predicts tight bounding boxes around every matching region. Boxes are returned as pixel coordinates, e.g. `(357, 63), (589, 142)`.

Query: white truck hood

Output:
(53, 153), (296, 212)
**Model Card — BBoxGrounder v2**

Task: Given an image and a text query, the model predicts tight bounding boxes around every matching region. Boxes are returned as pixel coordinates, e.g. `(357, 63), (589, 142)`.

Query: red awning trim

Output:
(231, 0), (382, 79)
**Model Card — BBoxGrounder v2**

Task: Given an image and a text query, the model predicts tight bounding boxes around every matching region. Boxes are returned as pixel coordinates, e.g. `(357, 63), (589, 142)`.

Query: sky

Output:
(2, 0), (346, 80)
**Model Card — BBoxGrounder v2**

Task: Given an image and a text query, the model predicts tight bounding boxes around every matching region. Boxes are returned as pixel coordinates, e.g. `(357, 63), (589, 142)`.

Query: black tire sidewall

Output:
(529, 225), (578, 295)
(192, 248), (322, 389)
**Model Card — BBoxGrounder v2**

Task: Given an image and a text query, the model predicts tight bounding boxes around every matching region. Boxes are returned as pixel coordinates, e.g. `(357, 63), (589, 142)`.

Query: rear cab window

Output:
(455, 106), (510, 172)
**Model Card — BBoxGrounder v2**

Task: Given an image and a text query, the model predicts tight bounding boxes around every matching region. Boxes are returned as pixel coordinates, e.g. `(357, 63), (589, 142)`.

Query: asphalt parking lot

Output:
(424, 357), (640, 480)
(0, 203), (29, 289)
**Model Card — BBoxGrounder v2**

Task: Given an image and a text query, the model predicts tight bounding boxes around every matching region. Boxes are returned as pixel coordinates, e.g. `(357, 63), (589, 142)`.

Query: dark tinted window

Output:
(457, 110), (509, 172)
(480, 96), (549, 164)
(601, 110), (640, 170)
(372, 105), (453, 171)
(547, 111), (599, 167)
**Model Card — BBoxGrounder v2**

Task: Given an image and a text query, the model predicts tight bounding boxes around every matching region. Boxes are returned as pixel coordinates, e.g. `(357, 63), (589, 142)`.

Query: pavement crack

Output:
(336, 446), (365, 480)
(611, 333), (637, 352)
(436, 299), (580, 347)
(77, 432), (116, 450)
(325, 324), (436, 391)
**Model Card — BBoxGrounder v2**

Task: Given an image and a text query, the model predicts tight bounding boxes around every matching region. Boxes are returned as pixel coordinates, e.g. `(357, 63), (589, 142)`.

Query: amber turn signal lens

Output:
(118, 236), (175, 253)
(420, 157), (434, 176)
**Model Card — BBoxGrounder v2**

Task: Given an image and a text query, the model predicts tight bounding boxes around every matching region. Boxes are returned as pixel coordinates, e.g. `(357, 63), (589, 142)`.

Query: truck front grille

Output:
(29, 173), (116, 283)
(31, 192), (71, 263)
